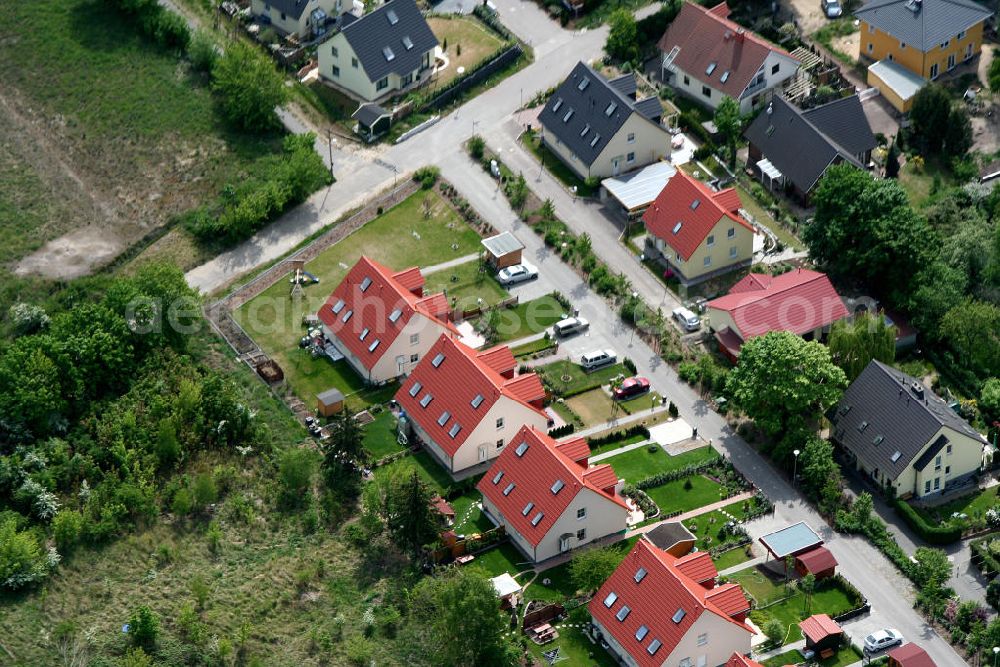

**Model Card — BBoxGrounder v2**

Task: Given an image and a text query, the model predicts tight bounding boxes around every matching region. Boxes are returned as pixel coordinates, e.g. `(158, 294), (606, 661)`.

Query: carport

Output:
(759, 521), (823, 564)
(601, 161), (676, 219)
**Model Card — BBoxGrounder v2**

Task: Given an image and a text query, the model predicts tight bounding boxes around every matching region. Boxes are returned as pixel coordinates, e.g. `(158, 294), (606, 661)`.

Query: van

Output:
(672, 307), (701, 332)
(554, 317), (590, 337)
(580, 349), (617, 371)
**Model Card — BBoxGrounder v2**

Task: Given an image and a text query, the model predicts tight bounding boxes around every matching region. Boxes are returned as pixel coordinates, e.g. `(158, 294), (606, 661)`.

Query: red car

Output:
(613, 376), (650, 400)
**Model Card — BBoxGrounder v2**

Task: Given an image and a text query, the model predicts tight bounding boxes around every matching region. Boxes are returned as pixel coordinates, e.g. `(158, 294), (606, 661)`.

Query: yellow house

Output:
(857, 0), (992, 81)
(829, 360), (989, 499)
(642, 171), (756, 286)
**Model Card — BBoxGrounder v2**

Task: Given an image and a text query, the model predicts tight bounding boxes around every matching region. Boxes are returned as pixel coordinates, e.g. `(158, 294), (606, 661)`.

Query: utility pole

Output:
(326, 129), (334, 180)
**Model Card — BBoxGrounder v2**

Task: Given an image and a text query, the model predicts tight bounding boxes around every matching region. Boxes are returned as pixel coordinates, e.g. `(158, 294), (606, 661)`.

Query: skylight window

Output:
(386, 8), (398, 24)
(891, 450), (902, 463)
(342, 309), (353, 323)
(706, 62), (717, 75)
(580, 123), (590, 137)
(578, 77), (590, 91)
(603, 592), (618, 608)
(605, 102), (618, 116)
(383, 46), (395, 62)
(332, 299), (346, 314)
(552, 98), (563, 113)
(672, 222), (683, 234)
(432, 353), (445, 367)
(647, 639), (662, 656)
(615, 606), (631, 622)
(408, 382), (422, 397)
(492, 470), (504, 484)
(471, 394), (484, 409)
(563, 108), (575, 123)
(671, 608), (686, 623)
(840, 404), (852, 415)
(873, 435), (884, 446)
(690, 199), (701, 210)
(515, 442), (529, 457)
(551, 479), (564, 494)
(448, 423), (461, 438)
(503, 482), (515, 496)
(530, 511), (544, 526)
(359, 277), (372, 291)
(359, 327), (370, 341)
(402, 35), (413, 50)
(522, 502), (534, 516)
(634, 567), (647, 583)
(389, 308), (402, 323)
(368, 339), (380, 353)
(437, 411), (451, 426)
(590, 134), (600, 148)
(858, 421), (869, 432)
(420, 393), (433, 408)
(635, 625), (649, 641)
(720, 70), (730, 83)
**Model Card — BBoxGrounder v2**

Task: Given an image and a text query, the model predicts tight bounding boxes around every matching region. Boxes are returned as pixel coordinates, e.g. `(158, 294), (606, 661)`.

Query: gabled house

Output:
(318, 256), (457, 384)
(396, 335), (550, 476)
(857, 0), (992, 81)
(538, 61), (672, 179)
(643, 171), (755, 286)
(704, 269), (849, 361)
(744, 96), (877, 203)
(250, 0), (344, 40)
(478, 425), (630, 562)
(829, 360), (988, 498)
(318, 0), (438, 102)
(658, 2), (800, 114)
(590, 538), (754, 667)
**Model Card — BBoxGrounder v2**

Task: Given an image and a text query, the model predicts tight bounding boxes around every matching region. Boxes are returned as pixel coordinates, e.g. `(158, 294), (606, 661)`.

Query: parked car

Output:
(821, 0), (842, 17)
(864, 629), (902, 654)
(497, 262), (538, 285)
(672, 306), (701, 332)
(580, 349), (616, 371)
(553, 317), (590, 337)
(613, 376), (650, 400)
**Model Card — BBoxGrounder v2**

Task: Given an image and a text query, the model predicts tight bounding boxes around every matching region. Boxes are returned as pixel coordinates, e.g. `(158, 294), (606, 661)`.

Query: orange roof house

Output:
(478, 425), (629, 563)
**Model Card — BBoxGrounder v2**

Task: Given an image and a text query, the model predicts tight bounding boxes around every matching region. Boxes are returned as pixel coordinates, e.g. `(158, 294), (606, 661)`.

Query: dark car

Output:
(613, 376), (651, 400)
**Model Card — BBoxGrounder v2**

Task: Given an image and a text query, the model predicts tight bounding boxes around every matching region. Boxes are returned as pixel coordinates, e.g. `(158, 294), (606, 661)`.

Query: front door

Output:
(612, 158), (621, 175)
(478, 445), (488, 462)
(559, 536), (570, 552)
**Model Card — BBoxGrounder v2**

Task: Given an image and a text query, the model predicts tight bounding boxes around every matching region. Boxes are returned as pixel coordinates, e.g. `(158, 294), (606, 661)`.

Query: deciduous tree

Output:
(606, 10), (640, 65)
(713, 96), (741, 167)
(940, 300), (1000, 379)
(828, 312), (896, 382)
(211, 41), (287, 132)
(569, 545), (620, 593)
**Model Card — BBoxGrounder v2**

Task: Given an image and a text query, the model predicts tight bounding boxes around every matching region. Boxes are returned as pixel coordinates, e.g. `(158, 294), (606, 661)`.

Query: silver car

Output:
(863, 629), (902, 654)
(497, 262), (538, 285)
(822, 0), (843, 17)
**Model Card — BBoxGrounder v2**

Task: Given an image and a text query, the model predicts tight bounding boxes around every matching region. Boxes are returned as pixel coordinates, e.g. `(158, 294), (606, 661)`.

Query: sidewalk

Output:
(569, 405), (672, 440)
(624, 491), (758, 539)
(719, 555), (766, 577)
(421, 253), (480, 274)
(590, 438), (655, 462)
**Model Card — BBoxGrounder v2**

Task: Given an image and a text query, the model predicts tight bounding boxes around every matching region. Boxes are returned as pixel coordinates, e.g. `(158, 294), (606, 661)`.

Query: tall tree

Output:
(940, 300), (1000, 380)
(981, 377), (1000, 426)
(714, 96), (742, 167)
(944, 105), (973, 158)
(726, 332), (847, 462)
(395, 471), (440, 559)
(605, 10), (640, 65)
(569, 545), (621, 593)
(909, 84), (952, 155)
(211, 41), (287, 132)
(799, 437), (843, 515)
(828, 312), (896, 382)
(403, 568), (521, 667)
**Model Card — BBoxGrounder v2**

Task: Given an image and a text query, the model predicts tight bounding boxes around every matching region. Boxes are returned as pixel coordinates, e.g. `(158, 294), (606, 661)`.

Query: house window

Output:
(496, 439), (504, 448)
(280, 11), (286, 19)
(376, 77), (389, 91)
(627, 133), (635, 143)
(935, 456), (942, 470)
(577, 507), (587, 520)
(410, 353), (418, 363)
(352, 57), (358, 68)
(727, 227), (735, 238)
(697, 633), (708, 646)
(941, 40), (950, 49)
(706, 234), (715, 247)
(410, 334), (419, 345)
(496, 417), (504, 429)
(900, 42), (906, 49)
(868, 23), (874, 33)
(947, 444), (952, 455)
(771, 63), (780, 75)
(966, 43), (974, 60)
(729, 246), (738, 259)
(683, 75), (690, 85)
(701, 85), (711, 97)
(930, 63), (939, 78)
(332, 65), (340, 77)
(401, 72), (413, 86)
(867, 43), (873, 53)
(948, 53), (956, 70)
(332, 46), (339, 58)
(925, 480), (931, 494)
(703, 256), (712, 267)
(959, 30), (967, 40)
(888, 54), (894, 62)
(945, 465), (950, 475)
(576, 528), (586, 541)
(627, 152), (635, 163)
(934, 477), (941, 490)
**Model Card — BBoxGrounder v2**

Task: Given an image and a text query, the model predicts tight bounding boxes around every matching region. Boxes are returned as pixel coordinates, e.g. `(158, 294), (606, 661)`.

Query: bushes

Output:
(211, 40), (288, 133)
(548, 423), (575, 438)
(0, 516), (55, 590)
(105, 0), (190, 52)
(413, 166), (440, 189)
(635, 459), (720, 489)
(892, 497), (963, 544)
(469, 135), (486, 159)
(587, 424), (649, 447)
(187, 30), (218, 73)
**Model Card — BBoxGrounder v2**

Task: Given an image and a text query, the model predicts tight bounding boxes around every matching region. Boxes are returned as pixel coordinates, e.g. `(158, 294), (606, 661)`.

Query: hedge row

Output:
(587, 424), (650, 448)
(548, 423), (575, 438)
(636, 459), (720, 490)
(892, 497), (963, 544)
(971, 535), (1000, 579)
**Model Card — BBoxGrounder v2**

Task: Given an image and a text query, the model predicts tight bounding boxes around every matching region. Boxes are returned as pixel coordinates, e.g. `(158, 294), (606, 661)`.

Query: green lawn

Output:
(428, 16), (505, 88)
(511, 337), (558, 357)
(619, 391), (663, 414)
(600, 445), (720, 484)
(898, 155), (954, 208)
(537, 360), (629, 397)
(362, 410), (405, 459)
(763, 645), (863, 667)
(644, 475), (726, 516)
(422, 260), (509, 313)
(469, 542), (532, 578)
(375, 451), (455, 495)
(523, 133), (598, 197)
(232, 190), (483, 406)
(713, 545), (754, 571)
(493, 295), (566, 342)
(565, 389), (618, 427)
(450, 491), (496, 534)
(525, 606), (620, 667)
(588, 433), (648, 457)
(278, 351), (397, 415)
(524, 561), (578, 602)
(915, 485), (1000, 526)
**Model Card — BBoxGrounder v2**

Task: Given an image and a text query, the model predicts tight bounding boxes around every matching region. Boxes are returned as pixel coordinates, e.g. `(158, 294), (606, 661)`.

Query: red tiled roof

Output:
(706, 583), (752, 617)
(888, 644), (936, 667)
(478, 426), (628, 547)
(798, 614), (842, 645)
(583, 464), (619, 492)
(674, 551), (718, 585)
(430, 495), (455, 519)
(589, 540), (753, 667)
(503, 373), (546, 405)
(713, 187), (742, 215)
(796, 545), (838, 574)
(477, 345), (517, 377)
(396, 335), (546, 457)
(727, 653), (765, 667)
(643, 171), (754, 261)
(554, 437), (590, 465)
(715, 327), (744, 358)
(319, 257), (456, 372)
(706, 269), (849, 340)
(658, 2), (797, 99)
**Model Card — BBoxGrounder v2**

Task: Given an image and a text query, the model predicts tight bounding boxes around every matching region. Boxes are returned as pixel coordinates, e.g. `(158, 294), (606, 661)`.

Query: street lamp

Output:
(792, 449), (801, 487)
(992, 646), (998, 667)
(628, 291), (640, 346)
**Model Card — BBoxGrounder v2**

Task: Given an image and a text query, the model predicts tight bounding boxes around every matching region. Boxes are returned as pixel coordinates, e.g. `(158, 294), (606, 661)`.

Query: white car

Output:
(821, 0), (843, 17)
(672, 306), (701, 332)
(497, 262), (538, 285)
(864, 629), (903, 654)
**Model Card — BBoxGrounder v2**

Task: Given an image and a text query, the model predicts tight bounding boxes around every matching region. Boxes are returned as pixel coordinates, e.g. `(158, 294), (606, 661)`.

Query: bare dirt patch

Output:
(781, 0), (829, 35)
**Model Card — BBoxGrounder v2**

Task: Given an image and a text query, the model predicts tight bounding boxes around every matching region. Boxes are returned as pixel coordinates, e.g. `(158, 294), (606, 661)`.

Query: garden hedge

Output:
(892, 497), (962, 544)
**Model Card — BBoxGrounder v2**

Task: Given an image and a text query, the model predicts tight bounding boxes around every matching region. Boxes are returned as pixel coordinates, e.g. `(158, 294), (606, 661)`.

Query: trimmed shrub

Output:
(548, 423), (575, 438)
(892, 498), (962, 544)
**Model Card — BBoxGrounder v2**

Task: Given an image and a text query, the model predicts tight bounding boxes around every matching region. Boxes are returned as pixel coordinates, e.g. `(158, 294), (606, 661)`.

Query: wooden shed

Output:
(481, 232), (524, 270)
(795, 545), (838, 580)
(316, 388), (345, 417)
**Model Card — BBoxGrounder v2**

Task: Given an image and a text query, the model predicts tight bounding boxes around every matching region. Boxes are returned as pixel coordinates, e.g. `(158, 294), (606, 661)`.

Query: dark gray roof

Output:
(642, 521), (695, 550)
(744, 96), (868, 193)
(855, 0), (992, 52)
(341, 0), (438, 84)
(608, 73), (637, 99)
(265, 0), (313, 21)
(317, 388), (345, 404)
(801, 95), (878, 159)
(539, 62), (662, 167)
(830, 360), (985, 480)
(353, 102), (390, 126)
(634, 97), (664, 121)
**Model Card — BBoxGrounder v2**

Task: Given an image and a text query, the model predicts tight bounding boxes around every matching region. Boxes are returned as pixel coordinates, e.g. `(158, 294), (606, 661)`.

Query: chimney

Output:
(910, 382), (924, 400)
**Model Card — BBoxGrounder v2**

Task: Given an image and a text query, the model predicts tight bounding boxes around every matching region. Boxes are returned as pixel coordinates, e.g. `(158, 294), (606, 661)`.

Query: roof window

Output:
(634, 567), (647, 583)
(648, 639), (662, 656)
(359, 277), (372, 291)
(432, 352), (445, 367)
(873, 435), (884, 446)
(603, 592), (618, 607)
(515, 441), (529, 457)
(420, 393), (433, 408)
(492, 470), (504, 484)
(605, 102), (618, 116)
(402, 35), (413, 50)
(672, 222), (683, 234)
(891, 450), (902, 463)
(437, 411), (451, 426)
(531, 511), (544, 526)
(383, 46), (395, 61)
(563, 108), (575, 123)
(590, 134), (600, 147)
(389, 308), (403, 323)
(449, 423), (462, 438)
(672, 608), (686, 623)
(552, 98), (563, 113)
(503, 482), (515, 496)
(471, 394), (484, 408)
(635, 625), (649, 641)
(858, 421), (869, 432)
(690, 199), (700, 210)
(342, 309), (353, 323)
(386, 8), (398, 24)
(359, 327), (370, 341)
(332, 299), (346, 314)
(368, 339), (380, 353)
(578, 77), (590, 91)
(522, 502), (534, 516)
(551, 479), (565, 494)
(706, 62), (717, 75)
(580, 123), (590, 137)
(408, 381), (422, 397)
(721, 70), (730, 83)
(616, 606), (631, 622)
